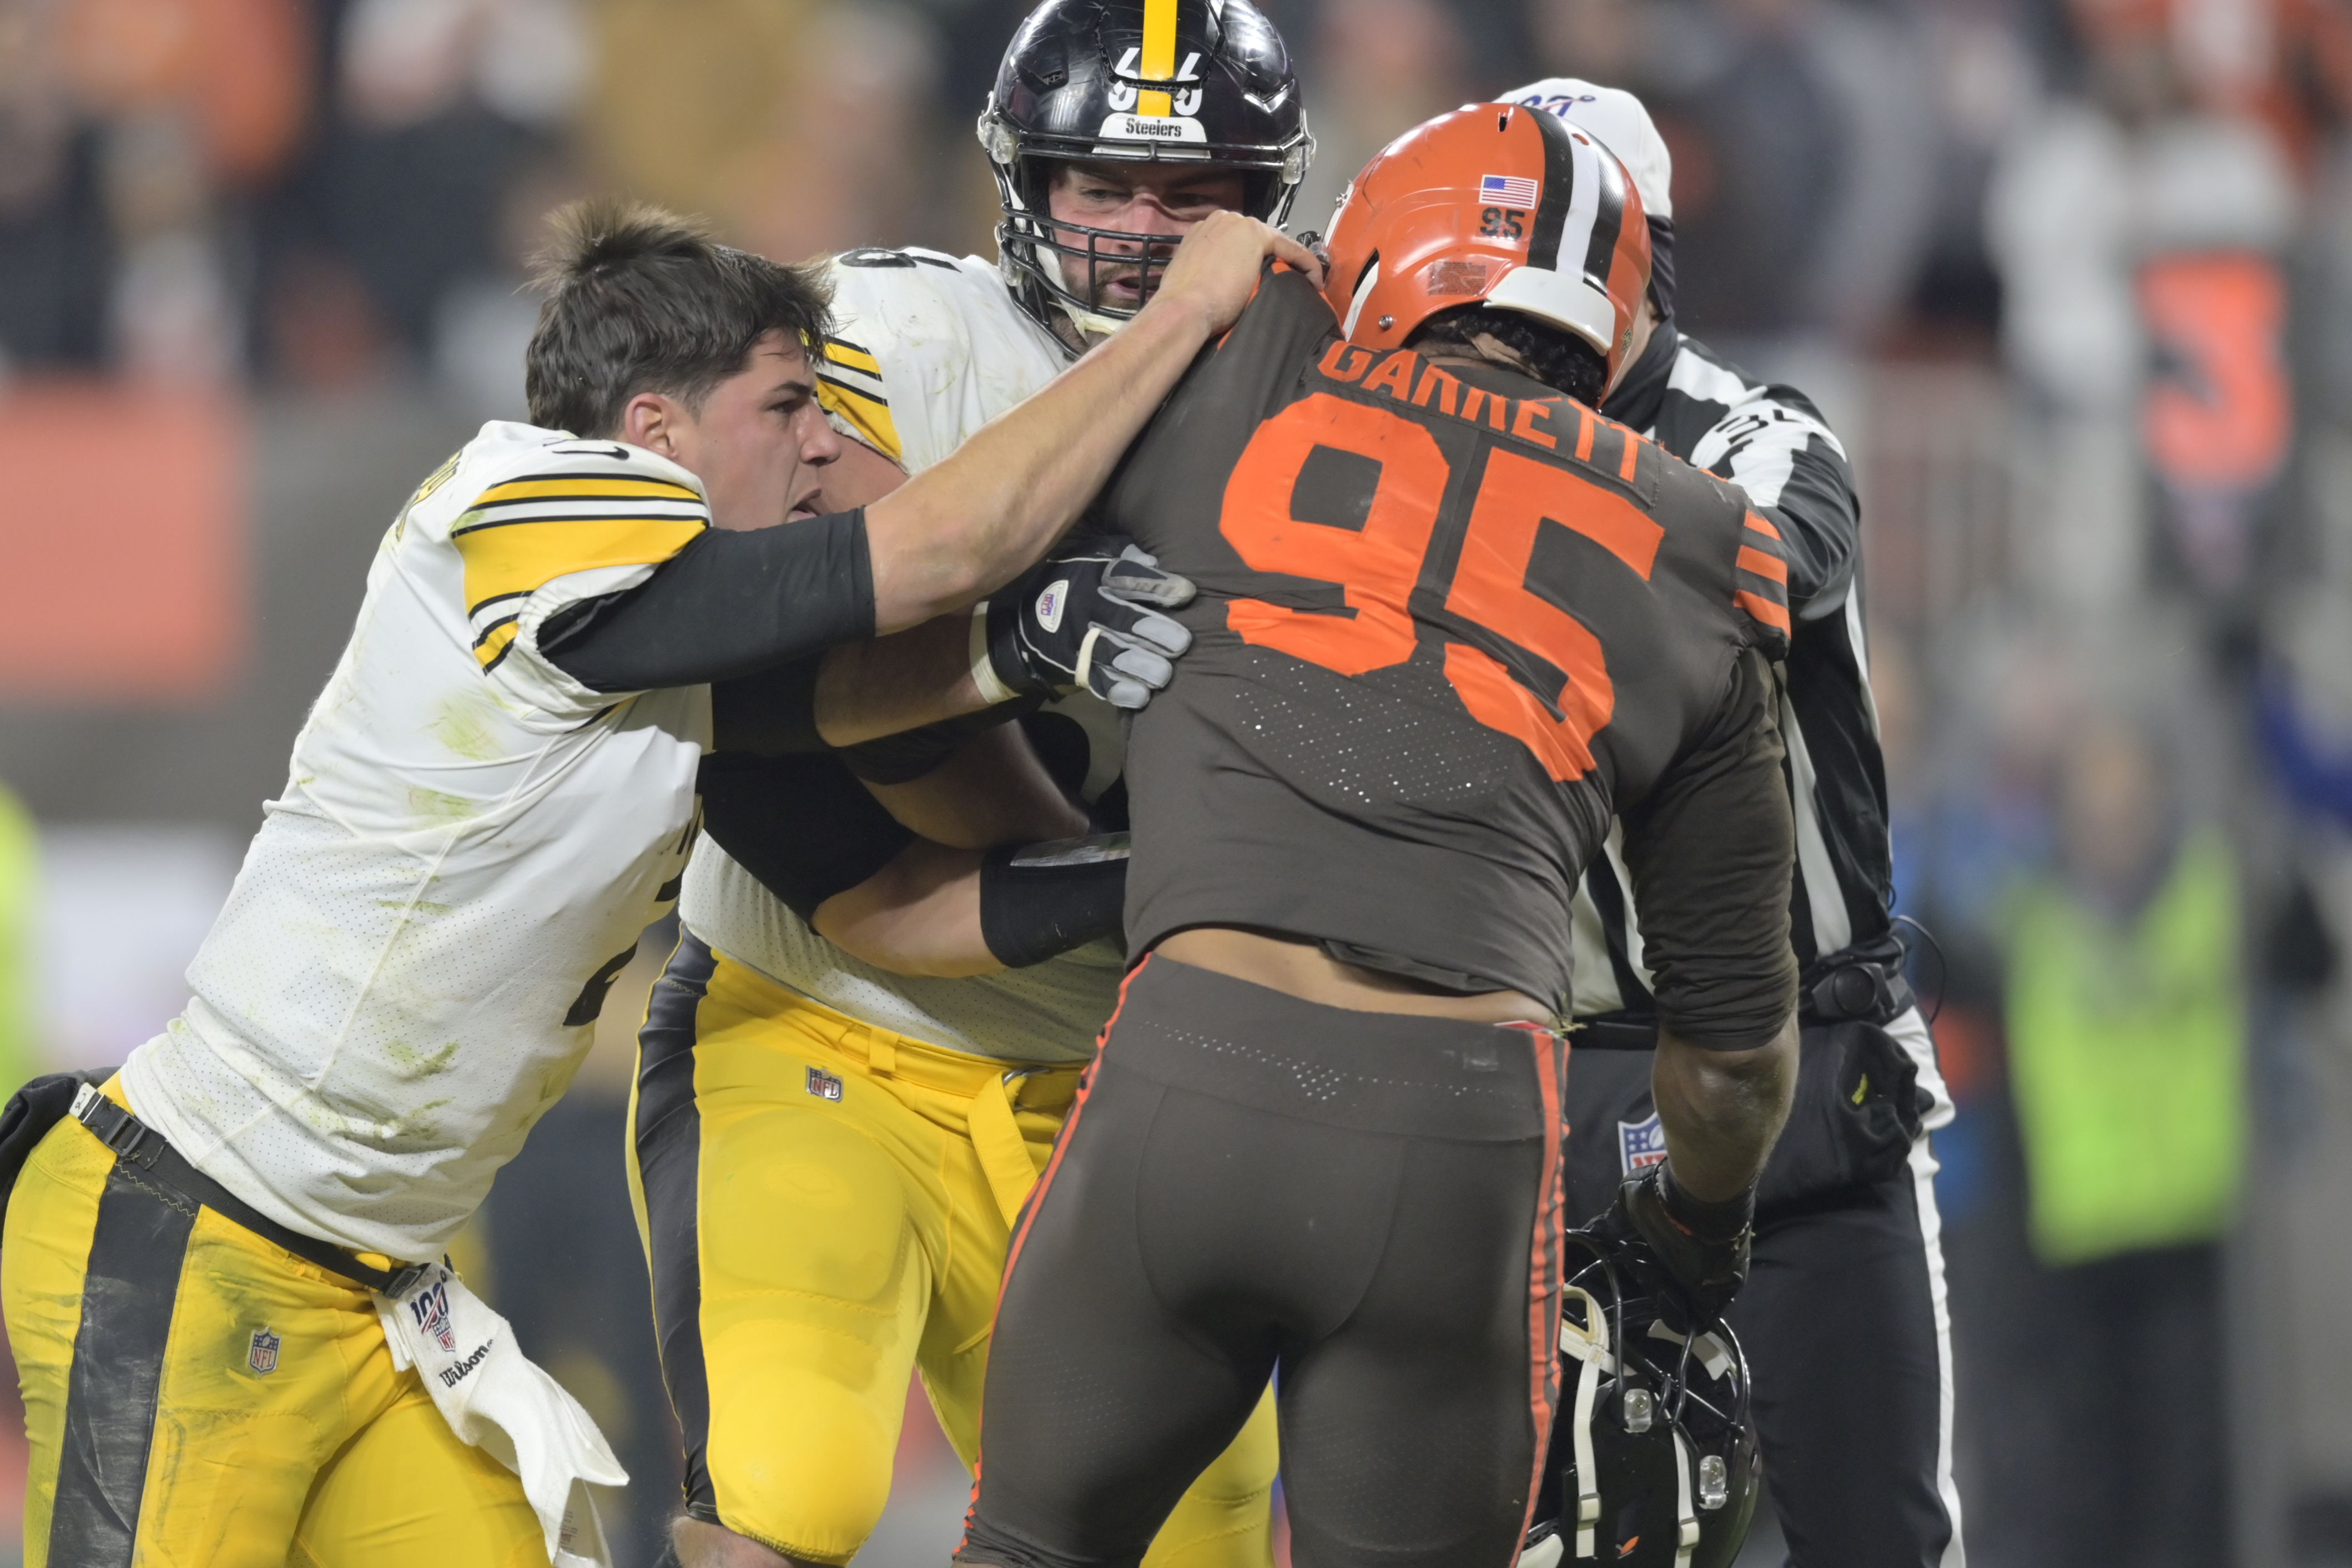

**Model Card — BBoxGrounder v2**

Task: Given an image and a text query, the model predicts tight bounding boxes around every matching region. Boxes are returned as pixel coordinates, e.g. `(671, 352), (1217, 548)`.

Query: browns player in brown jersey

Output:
(956, 105), (1802, 1568)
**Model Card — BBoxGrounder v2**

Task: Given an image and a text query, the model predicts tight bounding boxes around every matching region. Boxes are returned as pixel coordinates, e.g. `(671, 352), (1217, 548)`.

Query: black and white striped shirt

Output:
(1571, 330), (1896, 1028)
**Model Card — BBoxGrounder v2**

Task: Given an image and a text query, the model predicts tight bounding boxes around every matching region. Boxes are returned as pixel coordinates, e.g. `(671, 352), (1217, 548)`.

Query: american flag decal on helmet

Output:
(1480, 174), (1539, 208)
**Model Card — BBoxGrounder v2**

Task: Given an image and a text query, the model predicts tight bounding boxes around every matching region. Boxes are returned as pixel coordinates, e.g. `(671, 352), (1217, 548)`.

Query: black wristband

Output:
(978, 835), (1130, 969)
(1659, 1163), (1756, 1242)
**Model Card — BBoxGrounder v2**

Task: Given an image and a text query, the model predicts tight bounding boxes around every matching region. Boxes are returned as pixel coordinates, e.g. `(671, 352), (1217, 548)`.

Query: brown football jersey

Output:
(1104, 268), (1797, 1041)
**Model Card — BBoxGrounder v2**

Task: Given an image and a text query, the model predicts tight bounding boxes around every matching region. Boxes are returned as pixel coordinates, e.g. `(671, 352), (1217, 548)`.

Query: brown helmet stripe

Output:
(1525, 106), (1583, 274)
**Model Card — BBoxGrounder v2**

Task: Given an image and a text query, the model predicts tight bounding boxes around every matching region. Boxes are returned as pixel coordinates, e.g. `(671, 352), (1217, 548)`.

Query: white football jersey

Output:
(683, 249), (1127, 1065)
(124, 422), (716, 1260)
(811, 248), (1071, 472)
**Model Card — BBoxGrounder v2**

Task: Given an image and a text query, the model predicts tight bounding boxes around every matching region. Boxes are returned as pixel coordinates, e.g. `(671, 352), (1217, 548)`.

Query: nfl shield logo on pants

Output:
(247, 1328), (281, 1375)
(1617, 1113), (1669, 1176)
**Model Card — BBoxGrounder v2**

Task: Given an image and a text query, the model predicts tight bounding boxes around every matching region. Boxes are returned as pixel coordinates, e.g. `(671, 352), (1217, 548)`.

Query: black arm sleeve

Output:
(540, 509), (876, 692)
(979, 835), (1130, 967)
(1620, 647), (1800, 1050)
(709, 656), (827, 755)
(696, 752), (913, 922)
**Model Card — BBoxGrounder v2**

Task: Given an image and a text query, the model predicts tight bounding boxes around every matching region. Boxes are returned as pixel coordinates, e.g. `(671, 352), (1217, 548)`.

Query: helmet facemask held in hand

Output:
(1322, 102), (1653, 399)
(1522, 1229), (1761, 1568)
(978, 0), (1313, 345)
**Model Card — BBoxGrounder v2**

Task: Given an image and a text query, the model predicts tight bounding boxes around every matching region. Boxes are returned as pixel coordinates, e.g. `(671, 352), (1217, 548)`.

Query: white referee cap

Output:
(1498, 78), (1673, 222)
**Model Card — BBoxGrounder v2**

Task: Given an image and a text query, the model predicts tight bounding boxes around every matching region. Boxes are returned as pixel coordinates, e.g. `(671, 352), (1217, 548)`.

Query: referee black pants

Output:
(958, 956), (1569, 1568)
(1562, 1020), (1963, 1567)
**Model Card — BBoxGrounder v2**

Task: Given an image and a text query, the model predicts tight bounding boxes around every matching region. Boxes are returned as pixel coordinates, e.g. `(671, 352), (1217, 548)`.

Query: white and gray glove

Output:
(973, 538), (1196, 710)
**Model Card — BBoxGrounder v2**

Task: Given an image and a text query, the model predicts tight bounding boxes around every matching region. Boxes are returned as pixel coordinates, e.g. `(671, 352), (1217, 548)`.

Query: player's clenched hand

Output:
(1587, 1164), (1754, 1328)
(976, 537), (1197, 710)
(1149, 211), (1326, 336)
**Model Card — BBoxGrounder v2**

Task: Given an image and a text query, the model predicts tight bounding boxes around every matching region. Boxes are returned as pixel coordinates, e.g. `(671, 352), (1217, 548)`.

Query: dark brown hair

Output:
(524, 198), (833, 437)
(1408, 305), (1608, 408)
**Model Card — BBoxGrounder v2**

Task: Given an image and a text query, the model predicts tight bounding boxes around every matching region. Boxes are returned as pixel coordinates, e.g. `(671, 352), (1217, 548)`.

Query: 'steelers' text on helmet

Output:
(1322, 103), (1651, 387)
(978, 0), (1313, 342)
(1521, 1228), (1761, 1568)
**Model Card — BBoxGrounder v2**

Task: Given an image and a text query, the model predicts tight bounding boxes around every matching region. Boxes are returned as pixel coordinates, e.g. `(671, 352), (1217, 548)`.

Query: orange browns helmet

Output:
(1322, 102), (1651, 386)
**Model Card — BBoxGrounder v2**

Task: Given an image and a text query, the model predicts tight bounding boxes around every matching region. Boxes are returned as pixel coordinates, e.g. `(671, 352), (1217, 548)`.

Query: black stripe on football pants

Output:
(636, 931), (719, 1520)
(48, 1157), (199, 1568)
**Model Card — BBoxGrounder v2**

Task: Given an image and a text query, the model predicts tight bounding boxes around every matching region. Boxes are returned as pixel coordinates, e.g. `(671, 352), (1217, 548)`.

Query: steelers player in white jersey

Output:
(625, 4), (1314, 1567)
(0, 194), (1311, 1568)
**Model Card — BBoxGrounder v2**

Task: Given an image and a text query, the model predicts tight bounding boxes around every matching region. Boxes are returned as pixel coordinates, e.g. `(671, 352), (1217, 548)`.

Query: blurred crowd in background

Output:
(3, 0), (2352, 1562)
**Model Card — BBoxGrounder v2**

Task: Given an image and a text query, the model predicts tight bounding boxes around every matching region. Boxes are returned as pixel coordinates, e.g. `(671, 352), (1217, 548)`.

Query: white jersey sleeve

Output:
(429, 428), (712, 722)
(813, 249), (1072, 472)
(122, 421), (713, 1259)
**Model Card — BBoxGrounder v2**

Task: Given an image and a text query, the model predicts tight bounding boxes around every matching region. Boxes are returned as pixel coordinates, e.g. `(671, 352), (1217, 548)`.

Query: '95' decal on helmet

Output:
(1618, 1112), (1668, 1176)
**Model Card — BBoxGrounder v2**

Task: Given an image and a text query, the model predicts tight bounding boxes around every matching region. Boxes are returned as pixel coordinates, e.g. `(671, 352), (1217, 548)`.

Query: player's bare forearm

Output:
(860, 725), (1087, 850)
(1651, 1016), (1797, 1202)
(860, 214), (1322, 632)
(812, 841), (1002, 978)
(813, 617), (990, 747)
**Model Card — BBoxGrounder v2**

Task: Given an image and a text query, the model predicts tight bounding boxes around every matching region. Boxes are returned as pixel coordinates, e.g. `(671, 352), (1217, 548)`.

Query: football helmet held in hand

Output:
(1524, 1227), (1761, 1568)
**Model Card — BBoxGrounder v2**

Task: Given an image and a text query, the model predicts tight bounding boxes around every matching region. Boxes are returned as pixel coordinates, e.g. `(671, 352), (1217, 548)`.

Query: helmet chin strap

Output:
(1055, 295), (1131, 347)
(1671, 1429), (1700, 1567)
(1557, 1285), (1613, 1559)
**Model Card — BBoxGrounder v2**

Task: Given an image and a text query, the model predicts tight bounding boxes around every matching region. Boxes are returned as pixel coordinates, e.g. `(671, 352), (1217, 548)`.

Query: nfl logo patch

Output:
(807, 1066), (845, 1102)
(409, 1280), (459, 1353)
(1618, 1113), (1669, 1176)
(246, 1327), (281, 1375)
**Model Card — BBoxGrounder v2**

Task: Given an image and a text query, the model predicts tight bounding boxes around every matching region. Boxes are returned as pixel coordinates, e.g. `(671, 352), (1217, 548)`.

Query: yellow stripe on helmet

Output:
(1139, 0), (1178, 115)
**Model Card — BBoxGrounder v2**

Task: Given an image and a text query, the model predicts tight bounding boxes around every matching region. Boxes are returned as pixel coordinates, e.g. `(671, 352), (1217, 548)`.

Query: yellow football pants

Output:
(2, 1080), (547, 1568)
(627, 937), (1280, 1567)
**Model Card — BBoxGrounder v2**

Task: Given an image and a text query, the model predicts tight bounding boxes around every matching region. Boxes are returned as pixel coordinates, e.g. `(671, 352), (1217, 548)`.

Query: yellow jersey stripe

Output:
(824, 341), (884, 376)
(1142, 0), (1178, 83)
(475, 477), (700, 506)
(456, 515), (706, 618)
(816, 377), (905, 465)
(474, 619), (521, 671)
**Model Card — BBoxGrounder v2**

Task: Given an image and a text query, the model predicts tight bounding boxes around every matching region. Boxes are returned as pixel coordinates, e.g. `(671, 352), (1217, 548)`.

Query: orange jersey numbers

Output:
(1444, 447), (1662, 781)
(1219, 399), (1655, 782)
(1220, 393), (1448, 675)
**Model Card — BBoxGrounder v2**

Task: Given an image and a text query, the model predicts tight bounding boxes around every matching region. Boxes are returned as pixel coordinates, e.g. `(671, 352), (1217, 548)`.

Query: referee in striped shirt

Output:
(1507, 79), (1966, 1568)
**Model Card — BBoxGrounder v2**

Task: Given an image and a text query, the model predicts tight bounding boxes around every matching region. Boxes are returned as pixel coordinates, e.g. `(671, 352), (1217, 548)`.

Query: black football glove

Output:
(975, 538), (1195, 710)
(1588, 1163), (1755, 1327)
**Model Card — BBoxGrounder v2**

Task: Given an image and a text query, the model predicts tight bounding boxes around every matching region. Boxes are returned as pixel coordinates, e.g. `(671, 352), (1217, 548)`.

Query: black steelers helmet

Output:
(1522, 1230), (1761, 1568)
(978, 0), (1313, 340)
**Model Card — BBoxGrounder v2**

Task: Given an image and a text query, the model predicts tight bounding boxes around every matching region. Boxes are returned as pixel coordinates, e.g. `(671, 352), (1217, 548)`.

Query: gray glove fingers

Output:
(1077, 631), (1175, 709)
(1104, 545), (1197, 608)
(1112, 606), (1191, 658)
(1105, 643), (1174, 690)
